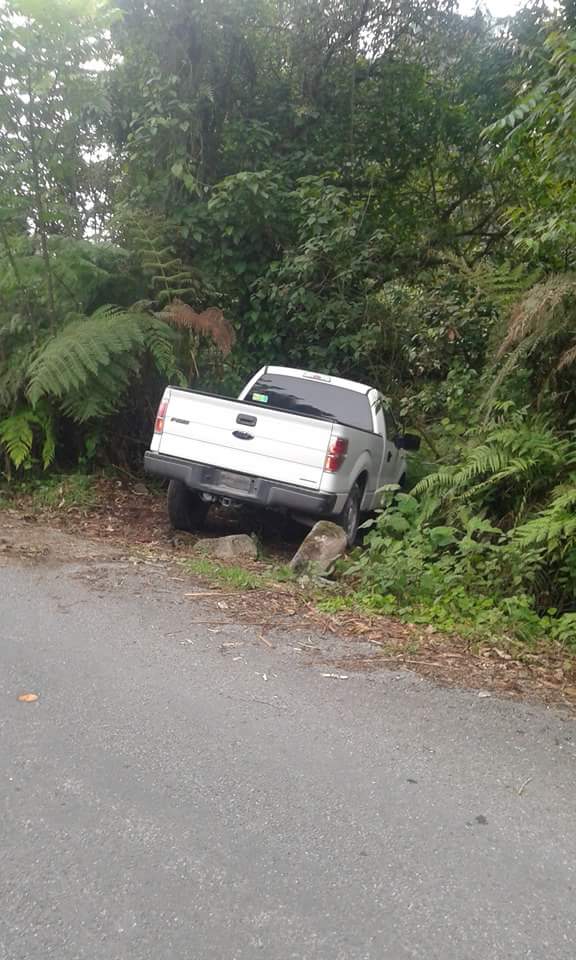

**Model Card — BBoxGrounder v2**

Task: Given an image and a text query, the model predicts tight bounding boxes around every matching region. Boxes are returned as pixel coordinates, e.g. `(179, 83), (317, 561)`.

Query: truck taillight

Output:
(324, 436), (348, 472)
(154, 396), (168, 434)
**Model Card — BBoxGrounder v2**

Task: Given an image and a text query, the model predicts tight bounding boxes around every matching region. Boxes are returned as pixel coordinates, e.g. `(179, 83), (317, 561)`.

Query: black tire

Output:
(336, 482), (362, 547)
(167, 479), (209, 532)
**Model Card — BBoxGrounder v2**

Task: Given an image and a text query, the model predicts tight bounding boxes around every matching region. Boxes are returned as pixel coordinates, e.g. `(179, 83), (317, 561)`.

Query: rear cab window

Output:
(246, 374), (373, 432)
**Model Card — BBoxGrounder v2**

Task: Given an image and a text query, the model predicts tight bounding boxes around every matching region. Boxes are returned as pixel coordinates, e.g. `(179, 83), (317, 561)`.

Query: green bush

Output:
(346, 491), (574, 644)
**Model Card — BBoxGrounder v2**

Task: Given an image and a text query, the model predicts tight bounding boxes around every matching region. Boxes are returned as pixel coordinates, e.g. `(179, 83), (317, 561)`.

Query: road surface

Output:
(1, 544), (575, 959)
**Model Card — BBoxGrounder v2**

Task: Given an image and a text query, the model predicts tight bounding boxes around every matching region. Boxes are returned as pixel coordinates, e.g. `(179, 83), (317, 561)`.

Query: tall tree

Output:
(0, 0), (114, 323)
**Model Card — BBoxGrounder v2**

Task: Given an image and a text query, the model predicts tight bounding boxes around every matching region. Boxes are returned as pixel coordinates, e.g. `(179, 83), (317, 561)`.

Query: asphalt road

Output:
(1, 555), (575, 960)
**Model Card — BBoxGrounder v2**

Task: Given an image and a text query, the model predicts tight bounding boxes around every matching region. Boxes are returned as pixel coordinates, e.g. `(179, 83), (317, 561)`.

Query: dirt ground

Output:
(2, 476), (576, 712)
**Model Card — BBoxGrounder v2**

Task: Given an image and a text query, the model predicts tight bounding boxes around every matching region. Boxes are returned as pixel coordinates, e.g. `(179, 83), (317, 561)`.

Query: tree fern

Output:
(26, 304), (186, 423)
(117, 212), (202, 305)
(116, 211), (233, 362)
(28, 306), (148, 406)
(158, 301), (235, 356)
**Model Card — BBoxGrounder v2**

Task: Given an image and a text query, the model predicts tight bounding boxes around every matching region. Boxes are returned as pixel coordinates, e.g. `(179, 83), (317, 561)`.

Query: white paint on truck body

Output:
(157, 389), (334, 490)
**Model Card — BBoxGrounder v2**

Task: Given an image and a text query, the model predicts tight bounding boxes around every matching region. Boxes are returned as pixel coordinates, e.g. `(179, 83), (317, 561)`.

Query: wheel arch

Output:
(353, 469), (370, 510)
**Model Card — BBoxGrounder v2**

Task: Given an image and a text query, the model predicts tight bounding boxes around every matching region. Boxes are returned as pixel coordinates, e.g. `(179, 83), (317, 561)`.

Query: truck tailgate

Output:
(157, 390), (334, 490)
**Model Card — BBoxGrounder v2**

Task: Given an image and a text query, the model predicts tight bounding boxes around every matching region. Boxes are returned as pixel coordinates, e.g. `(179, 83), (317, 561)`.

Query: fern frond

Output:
(60, 356), (141, 423)
(158, 300), (236, 355)
(61, 389), (125, 423)
(497, 274), (576, 356)
(514, 480), (576, 554)
(482, 274), (576, 407)
(413, 467), (458, 498)
(413, 413), (576, 525)
(27, 306), (146, 406)
(482, 333), (539, 414)
(449, 256), (538, 312)
(117, 210), (202, 302)
(0, 411), (34, 467)
(557, 341), (576, 371)
(41, 420), (56, 468)
(140, 315), (185, 384)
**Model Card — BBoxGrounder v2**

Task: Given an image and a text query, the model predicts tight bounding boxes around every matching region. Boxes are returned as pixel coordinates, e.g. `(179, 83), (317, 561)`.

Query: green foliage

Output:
(484, 30), (576, 266)
(182, 557), (263, 590)
(515, 481), (576, 552)
(1, 0), (576, 648)
(0, 411), (35, 468)
(408, 409), (576, 615)
(28, 473), (98, 510)
(486, 274), (576, 409)
(27, 306), (182, 421)
(0, 407), (55, 471)
(414, 409), (576, 524)
(0, 471), (98, 509)
(28, 308), (143, 407)
(181, 556), (295, 590)
(118, 213), (203, 306)
(347, 491), (573, 644)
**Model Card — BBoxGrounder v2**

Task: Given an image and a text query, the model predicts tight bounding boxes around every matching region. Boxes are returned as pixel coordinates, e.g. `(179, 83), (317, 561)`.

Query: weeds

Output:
(345, 490), (576, 647)
(0, 473), (98, 512)
(181, 556), (296, 591)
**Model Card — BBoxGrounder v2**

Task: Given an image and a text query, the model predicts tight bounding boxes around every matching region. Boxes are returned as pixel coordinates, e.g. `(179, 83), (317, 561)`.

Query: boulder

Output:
(192, 533), (258, 561)
(290, 521), (347, 576)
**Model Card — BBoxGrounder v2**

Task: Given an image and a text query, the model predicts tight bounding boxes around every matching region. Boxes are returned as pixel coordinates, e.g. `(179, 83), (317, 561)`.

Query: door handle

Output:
(233, 430), (253, 440)
(236, 414), (257, 427)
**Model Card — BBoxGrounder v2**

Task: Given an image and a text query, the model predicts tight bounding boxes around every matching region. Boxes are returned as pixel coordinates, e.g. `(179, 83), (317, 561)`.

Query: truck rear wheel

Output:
(336, 482), (362, 547)
(167, 480), (209, 532)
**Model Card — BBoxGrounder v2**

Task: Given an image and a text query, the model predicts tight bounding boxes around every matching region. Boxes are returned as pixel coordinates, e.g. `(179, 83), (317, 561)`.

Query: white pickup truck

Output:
(144, 365), (420, 544)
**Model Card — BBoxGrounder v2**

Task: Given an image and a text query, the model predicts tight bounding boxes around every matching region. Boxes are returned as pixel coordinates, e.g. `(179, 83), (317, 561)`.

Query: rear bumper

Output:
(144, 451), (337, 516)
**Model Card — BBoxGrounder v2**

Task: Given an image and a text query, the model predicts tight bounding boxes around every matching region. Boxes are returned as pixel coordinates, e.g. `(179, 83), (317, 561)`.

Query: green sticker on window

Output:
(252, 392), (268, 403)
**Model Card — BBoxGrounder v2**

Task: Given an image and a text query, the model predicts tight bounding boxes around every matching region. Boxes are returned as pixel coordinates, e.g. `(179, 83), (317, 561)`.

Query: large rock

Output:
(290, 521), (347, 576)
(192, 534), (258, 561)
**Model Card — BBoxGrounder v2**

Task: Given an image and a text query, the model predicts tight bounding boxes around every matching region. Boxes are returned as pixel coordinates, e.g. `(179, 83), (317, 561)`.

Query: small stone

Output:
(172, 531), (197, 548)
(192, 534), (258, 561)
(133, 482), (148, 496)
(290, 521), (347, 577)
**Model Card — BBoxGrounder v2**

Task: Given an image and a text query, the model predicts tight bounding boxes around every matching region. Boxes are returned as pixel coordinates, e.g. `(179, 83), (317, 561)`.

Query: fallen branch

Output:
(518, 776), (533, 796)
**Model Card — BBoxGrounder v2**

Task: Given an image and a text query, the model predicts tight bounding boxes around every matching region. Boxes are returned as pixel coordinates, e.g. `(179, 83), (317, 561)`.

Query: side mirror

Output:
(395, 433), (421, 452)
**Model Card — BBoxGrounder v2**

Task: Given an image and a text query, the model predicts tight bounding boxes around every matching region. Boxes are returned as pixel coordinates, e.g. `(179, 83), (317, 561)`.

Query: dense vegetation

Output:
(1, 0), (575, 642)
